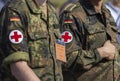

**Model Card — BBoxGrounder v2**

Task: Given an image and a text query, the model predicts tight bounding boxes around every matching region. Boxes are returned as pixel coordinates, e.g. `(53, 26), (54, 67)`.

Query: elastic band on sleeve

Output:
(3, 51), (29, 65)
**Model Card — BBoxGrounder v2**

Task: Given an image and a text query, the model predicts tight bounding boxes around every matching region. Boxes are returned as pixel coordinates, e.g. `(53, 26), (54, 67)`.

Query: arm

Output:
(77, 40), (115, 69)
(0, 7), (41, 81)
(10, 61), (41, 81)
(60, 11), (115, 69)
(97, 40), (115, 60)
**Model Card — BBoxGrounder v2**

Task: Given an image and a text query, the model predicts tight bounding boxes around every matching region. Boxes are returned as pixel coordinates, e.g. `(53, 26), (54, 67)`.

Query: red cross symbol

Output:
(9, 30), (23, 44)
(62, 31), (73, 43)
(11, 32), (22, 42)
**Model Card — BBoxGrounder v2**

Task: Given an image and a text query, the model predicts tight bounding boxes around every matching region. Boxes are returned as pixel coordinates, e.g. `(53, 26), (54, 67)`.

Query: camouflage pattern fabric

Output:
(60, 0), (120, 81)
(0, 0), (63, 81)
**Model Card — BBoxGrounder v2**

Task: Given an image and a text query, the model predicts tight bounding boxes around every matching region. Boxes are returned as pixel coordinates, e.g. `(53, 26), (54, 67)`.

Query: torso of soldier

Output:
(61, 0), (119, 81)
(65, 0), (118, 50)
(0, 0), (62, 81)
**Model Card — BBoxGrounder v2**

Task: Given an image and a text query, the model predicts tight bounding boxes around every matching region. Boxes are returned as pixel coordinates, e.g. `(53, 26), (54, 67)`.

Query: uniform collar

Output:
(25, 0), (41, 14)
(80, 0), (107, 15)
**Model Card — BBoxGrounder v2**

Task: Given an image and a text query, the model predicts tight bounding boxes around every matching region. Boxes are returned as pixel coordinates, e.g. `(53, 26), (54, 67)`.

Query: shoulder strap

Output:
(70, 0), (87, 23)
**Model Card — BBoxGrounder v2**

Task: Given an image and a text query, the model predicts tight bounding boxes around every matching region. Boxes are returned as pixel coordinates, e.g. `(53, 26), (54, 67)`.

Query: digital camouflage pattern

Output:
(60, 0), (120, 81)
(0, 0), (63, 81)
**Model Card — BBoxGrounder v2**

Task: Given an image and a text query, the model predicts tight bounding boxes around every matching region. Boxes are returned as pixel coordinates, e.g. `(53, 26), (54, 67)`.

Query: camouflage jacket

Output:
(60, 0), (120, 81)
(0, 0), (63, 81)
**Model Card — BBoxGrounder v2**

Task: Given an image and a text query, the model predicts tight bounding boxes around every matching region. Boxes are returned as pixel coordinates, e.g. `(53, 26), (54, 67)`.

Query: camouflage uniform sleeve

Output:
(0, 7), (29, 65)
(60, 11), (102, 70)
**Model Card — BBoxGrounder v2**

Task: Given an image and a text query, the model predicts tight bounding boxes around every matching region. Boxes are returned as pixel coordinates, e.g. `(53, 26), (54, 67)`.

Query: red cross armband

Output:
(9, 30), (23, 44)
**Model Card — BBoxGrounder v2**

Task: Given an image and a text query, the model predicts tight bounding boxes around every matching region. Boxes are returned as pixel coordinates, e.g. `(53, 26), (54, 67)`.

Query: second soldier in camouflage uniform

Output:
(0, 0), (63, 81)
(60, 0), (120, 81)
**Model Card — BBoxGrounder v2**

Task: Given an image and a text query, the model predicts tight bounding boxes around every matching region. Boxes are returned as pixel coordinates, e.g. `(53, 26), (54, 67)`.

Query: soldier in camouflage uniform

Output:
(0, 0), (63, 81)
(60, 0), (120, 81)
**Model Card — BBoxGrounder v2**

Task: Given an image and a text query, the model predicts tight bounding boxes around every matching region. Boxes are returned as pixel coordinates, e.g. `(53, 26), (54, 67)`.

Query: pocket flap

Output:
(84, 24), (105, 35)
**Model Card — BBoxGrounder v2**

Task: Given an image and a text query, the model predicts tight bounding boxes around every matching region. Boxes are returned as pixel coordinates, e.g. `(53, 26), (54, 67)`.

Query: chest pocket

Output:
(27, 14), (49, 40)
(84, 20), (107, 49)
(27, 14), (51, 68)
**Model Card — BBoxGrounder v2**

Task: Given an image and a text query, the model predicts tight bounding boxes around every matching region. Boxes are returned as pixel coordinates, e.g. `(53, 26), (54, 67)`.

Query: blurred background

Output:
(0, 0), (108, 11)
(51, 0), (108, 8)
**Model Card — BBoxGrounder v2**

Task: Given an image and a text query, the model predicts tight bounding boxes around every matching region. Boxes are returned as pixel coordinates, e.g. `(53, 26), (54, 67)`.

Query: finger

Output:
(109, 54), (115, 60)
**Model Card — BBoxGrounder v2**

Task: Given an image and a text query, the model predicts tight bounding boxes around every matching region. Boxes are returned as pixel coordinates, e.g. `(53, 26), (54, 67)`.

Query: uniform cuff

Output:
(3, 51), (29, 65)
(94, 49), (102, 63)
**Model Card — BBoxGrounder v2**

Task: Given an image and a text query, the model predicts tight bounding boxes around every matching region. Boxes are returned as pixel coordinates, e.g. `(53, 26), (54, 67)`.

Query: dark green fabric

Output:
(0, 0), (63, 81)
(60, 0), (120, 81)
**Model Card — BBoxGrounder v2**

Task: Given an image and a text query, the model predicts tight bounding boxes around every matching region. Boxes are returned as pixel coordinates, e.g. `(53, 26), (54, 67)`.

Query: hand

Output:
(97, 40), (116, 60)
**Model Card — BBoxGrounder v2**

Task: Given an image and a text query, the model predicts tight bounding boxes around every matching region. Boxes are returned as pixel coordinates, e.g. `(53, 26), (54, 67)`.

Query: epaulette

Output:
(47, 1), (56, 12)
(8, 0), (28, 12)
(63, 2), (78, 12)
(63, 2), (86, 22)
